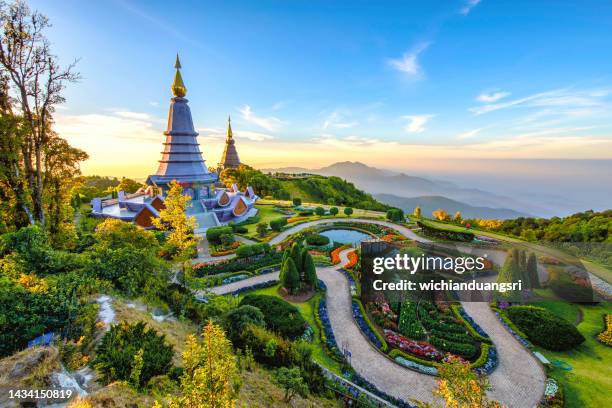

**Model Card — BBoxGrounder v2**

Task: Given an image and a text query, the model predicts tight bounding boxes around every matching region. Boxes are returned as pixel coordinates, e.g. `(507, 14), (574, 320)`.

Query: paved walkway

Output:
(198, 218), (546, 406)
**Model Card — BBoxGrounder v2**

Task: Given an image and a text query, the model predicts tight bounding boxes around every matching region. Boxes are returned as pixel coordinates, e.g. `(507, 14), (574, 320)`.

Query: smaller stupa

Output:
(218, 116), (241, 170)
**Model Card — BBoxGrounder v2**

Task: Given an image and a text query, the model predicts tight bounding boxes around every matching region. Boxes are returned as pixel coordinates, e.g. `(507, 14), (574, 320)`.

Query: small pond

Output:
(320, 229), (371, 246)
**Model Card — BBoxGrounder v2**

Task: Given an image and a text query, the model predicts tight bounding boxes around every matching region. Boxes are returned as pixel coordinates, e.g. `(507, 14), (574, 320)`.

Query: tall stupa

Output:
(218, 116), (241, 170)
(147, 55), (218, 199)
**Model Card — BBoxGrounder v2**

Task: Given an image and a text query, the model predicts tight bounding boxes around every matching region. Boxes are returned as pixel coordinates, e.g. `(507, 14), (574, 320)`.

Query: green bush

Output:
(240, 294), (307, 339)
(305, 234), (330, 246)
(344, 207), (353, 216)
(222, 305), (266, 346)
(398, 302), (426, 340)
(506, 306), (585, 351)
(292, 198), (302, 206)
(299, 210), (314, 216)
(92, 321), (173, 387)
(386, 208), (405, 222)
(270, 217), (288, 231)
(315, 207), (325, 216)
(329, 207), (339, 216)
(236, 243), (271, 259)
(206, 226), (234, 244)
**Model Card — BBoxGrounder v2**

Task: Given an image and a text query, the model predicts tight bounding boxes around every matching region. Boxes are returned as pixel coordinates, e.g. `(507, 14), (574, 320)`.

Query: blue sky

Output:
(29, 0), (612, 176)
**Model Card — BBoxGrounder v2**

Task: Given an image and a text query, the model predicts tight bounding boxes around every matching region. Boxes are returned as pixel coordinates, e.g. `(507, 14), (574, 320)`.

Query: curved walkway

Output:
(201, 218), (546, 407)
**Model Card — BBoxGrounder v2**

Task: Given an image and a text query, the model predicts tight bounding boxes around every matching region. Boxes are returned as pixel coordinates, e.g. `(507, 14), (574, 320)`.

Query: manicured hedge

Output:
(269, 217), (288, 231)
(235, 243), (271, 258)
(450, 304), (492, 344)
(505, 305), (585, 351)
(351, 299), (387, 352)
(417, 221), (474, 242)
(398, 302), (426, 340)
(206, 226), (234, 244)
(240, 294), (307, 339)
(193, 252), (283, 276)
(305, 234), (330, 246)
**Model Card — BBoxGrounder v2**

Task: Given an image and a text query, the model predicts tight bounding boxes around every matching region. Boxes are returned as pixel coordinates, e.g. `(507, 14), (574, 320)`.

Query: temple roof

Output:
(218, 116), (241, 170)
(148, 56), (216, 186)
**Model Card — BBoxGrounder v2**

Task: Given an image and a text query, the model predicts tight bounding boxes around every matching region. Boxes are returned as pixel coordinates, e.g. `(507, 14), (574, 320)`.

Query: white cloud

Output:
(387, 42), (430, 77)
(402, 114), (435, 133)
(460, 0), (482, 15)
(476, 90), (510, 103)
(239, 105), (285, 131)
(271, 100), (290, 111)
(470, 88), (611, 116)
(457, 128), (483, 139)
(322, 111), (358, 130)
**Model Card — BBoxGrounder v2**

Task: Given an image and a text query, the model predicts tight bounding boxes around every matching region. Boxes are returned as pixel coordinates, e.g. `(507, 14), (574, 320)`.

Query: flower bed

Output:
(394, 355), (438, 375)
(229, 280), (277, 297)
(222, 274), (250, 284)
(339, 268), (358, 297)
(351, 299), (387, 351)
(384, 329), (443, 361)
(398, 302), (426, 340)
(287, 216), (308, 223)
(193, 252), (283, 276)
(451, 304), (492, 344)
(345, 250), (359, 269)
(541, 378), (563, 408)
(597, 314), (612, 346)
(472, 343), (498, 375)
(316, 296), (344, 362)
(210, 241), (242, 256)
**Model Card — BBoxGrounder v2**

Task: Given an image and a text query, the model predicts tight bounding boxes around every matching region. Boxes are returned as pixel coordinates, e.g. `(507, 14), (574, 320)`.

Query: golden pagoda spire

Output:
(171, 53), (187, 97)
(227, 115), (233, 139)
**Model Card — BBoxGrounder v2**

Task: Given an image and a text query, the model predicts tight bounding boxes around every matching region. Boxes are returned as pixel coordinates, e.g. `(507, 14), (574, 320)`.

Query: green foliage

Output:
(85, 219), (168, 297)
(93, 321), (173, 388)
(239, 294), (307, 339)
(206, 226), (234, 244)
(269, 217), (288, 231)
(506, 305), (585, 351)
(344, 207), (353, 216)
(292, 198), (302, 206)
(235, 243), (271, 259)
(220, 165), (290, 199)
(386, 208), (405, 222)
(222, 305), (266, 346)
(398, 302), (426, 340)
(417, 220), (474, 242)
(220, 232), (235, 247)
(280, 257), (300, 294)
(526, 252), (540, 288)
(256, 222), (268, 237)
(303, 252), (318, 289)
(192, 251), (282, 276)
(314, 206), (325, 216)
(305, 234), (330, 246)
(279, 176), (389, 211)
(329, 207), (339, 216)
(273, 366), (308, 402)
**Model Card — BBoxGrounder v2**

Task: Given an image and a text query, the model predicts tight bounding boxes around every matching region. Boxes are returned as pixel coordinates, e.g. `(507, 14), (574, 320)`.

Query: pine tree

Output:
(290, 242), (303, 273)
(279, 250), (290, 282)
(303, 252), (318, 289)
(281, 257), (300, 294)
(527, 252), (540, 288)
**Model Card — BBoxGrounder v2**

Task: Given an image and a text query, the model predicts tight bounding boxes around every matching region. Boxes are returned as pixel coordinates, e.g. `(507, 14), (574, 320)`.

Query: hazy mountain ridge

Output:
(263, 161), (532, 218)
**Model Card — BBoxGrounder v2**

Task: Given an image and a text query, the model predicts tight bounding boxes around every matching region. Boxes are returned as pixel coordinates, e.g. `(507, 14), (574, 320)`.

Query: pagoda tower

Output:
(218, 116), (241, 170)
(147, 55), (218, 199)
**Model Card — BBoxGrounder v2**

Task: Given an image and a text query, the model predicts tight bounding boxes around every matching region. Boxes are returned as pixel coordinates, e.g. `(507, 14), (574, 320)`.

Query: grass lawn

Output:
(531, 302), (612, 407)
(245, 283), (343, 375)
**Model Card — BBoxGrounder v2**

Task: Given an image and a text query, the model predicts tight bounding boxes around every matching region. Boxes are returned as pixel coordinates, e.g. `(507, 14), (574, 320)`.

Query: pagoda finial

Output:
(227, 115), (233, 139)
(171, 53), (187, 97)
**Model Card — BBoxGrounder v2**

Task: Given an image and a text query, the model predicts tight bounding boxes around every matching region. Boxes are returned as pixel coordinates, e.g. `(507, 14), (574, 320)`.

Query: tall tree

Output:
(163, 321), (240, 408)
(0, 0), (81, 226)
(526, 252), (540, 288)
(152, 180), (197, 258)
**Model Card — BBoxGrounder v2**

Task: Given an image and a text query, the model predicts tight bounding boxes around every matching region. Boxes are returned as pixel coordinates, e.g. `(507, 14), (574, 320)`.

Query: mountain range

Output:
(263, 161), (531, 219)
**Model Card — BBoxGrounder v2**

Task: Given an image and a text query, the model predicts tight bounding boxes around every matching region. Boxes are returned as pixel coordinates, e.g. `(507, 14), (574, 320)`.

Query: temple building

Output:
(217, 116), (241, 171)
(90, 55), (258, 230)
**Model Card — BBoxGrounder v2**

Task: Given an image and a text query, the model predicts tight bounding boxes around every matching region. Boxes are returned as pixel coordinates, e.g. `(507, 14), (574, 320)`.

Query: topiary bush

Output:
(236, 243), (271, 259)
(270, 217), (288, 231)
(239, 294), (306, 339)
(305, 234), (330, 246)
(506, 305), (585, 351)
(206, 226), (234, 244)
(92, 321), (173, 388)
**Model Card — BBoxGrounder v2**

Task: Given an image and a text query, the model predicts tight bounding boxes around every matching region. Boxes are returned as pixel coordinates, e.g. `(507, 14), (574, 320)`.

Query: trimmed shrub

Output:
(505, 306), (585, 351)
(240, 294), (307, 339)
(343, 207), (353, 216)
(315, 207), (325, 216)
(222, 305), (266, 346)
(236, 243), (271, 259)
(305, 234), (330, 246)
(270, 217), (288, 231)
(292, 198), (302, 206)
(206, 226), (234, 244)
(92, 322), (173, 388)
(329, 207), (339, 216)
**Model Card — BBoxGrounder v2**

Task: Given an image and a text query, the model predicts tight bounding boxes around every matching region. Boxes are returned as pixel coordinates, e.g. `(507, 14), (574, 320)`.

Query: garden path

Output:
(200, 218), (547, 406)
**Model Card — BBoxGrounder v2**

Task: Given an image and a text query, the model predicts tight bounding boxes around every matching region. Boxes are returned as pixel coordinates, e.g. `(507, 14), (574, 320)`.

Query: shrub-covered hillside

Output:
(220, 165), (389, 211)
